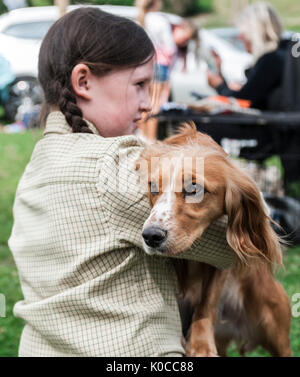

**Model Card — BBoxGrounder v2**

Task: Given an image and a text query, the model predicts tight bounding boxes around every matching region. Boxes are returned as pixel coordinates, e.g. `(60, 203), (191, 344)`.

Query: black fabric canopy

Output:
(157, 110), (300, 188)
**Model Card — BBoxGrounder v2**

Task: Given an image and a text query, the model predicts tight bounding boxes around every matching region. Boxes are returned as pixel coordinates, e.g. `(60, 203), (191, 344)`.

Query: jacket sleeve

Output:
(97, 136), (236, 270)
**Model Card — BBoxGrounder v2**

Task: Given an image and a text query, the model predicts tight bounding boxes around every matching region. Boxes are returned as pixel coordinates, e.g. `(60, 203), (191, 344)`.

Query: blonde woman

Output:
(135, 0), (177, 140)
(207, 2), (288, 110)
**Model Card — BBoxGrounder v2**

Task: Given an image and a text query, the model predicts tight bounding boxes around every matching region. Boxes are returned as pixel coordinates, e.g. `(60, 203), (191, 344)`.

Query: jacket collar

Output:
(43, 111), (101, 136)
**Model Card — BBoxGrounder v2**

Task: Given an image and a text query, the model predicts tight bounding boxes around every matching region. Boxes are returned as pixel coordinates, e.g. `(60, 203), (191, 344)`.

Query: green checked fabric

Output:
(8, 112), (235, 357)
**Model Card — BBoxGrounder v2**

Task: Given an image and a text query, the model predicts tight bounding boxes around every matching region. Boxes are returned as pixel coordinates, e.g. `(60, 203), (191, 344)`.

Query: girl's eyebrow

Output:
(134, 75), (152, 82)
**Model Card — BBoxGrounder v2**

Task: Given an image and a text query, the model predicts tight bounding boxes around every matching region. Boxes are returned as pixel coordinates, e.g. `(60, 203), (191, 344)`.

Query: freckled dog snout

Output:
(142, 227), (167, 248)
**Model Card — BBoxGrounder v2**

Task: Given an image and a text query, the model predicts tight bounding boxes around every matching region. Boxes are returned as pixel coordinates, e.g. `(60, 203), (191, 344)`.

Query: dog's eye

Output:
(150, 182), (159, 196)
(183, 182), (205, 197)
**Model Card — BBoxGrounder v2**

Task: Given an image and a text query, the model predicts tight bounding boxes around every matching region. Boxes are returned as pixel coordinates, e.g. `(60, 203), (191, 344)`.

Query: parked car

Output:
(0, 52), (16, 118)
(0, 5), (252, 121)
(209, 27), (247, 52)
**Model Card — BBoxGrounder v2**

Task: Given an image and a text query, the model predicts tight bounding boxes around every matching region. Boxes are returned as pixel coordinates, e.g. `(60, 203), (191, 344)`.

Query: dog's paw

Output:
(185, 343), (219, 357)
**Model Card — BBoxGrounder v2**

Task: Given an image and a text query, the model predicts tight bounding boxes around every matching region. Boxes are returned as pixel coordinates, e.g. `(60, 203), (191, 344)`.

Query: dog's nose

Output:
(142, 227), (167, 248)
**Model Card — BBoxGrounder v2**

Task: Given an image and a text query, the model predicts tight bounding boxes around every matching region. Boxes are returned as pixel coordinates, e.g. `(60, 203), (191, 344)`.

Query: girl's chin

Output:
(120, 124), (138, 136)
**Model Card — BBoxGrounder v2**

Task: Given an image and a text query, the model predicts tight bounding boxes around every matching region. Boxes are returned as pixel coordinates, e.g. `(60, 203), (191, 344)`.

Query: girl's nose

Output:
(141, 93), (152, 113)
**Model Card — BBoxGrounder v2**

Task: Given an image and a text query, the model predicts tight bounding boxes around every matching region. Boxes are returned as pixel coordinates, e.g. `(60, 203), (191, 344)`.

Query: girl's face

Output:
(173, 25), (193, 48)
(76, 58), (154, 137)
(152, 0), (162, 12)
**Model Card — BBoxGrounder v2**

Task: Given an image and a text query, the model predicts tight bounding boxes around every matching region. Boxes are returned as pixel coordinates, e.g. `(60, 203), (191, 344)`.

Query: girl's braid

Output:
(57, 82), (93, 134)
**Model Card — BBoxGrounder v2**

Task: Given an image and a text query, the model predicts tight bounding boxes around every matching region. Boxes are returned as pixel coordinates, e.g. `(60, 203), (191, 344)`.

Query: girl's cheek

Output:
(144, 88), (152, 106)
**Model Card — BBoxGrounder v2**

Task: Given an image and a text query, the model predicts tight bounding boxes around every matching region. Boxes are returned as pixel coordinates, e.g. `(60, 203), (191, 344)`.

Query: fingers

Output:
(207, 69), (223, 88)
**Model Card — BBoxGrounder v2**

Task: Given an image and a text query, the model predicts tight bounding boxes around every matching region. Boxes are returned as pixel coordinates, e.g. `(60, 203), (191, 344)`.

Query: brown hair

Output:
(38, 7), (155, 133)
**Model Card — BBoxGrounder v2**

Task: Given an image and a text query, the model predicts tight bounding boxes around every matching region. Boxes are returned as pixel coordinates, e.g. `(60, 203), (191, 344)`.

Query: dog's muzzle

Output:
(142, 226), (167, 249)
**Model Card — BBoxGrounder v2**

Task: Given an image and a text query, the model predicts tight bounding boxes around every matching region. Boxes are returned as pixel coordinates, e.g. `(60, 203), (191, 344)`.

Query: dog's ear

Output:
(225, 165), (282, 271)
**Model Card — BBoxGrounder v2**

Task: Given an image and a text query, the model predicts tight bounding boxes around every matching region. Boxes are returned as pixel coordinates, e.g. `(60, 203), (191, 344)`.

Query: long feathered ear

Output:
(225, 165), (282, 272)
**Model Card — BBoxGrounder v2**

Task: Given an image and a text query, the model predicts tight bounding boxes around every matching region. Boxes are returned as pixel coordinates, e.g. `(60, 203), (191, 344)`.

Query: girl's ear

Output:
(71, 63), (92, 100)
(225, 165), (282, 271)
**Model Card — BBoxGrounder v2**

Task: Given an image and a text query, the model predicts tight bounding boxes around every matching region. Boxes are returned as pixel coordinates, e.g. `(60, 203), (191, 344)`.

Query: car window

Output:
(2, 21), (54, 39)
(219, 35), (246, 52)
(209, 29), (246, 52)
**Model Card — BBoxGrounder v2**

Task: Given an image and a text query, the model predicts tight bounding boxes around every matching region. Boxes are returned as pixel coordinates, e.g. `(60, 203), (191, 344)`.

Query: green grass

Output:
(0, 130), (299, 356)
(0, 130), (42, 357)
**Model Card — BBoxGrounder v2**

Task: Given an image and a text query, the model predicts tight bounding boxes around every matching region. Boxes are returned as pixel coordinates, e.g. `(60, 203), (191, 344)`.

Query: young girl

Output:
(8, 7), (235, 357)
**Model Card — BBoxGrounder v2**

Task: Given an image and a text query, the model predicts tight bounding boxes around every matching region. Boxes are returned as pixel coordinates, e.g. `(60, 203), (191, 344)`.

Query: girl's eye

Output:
(183, 182), (206, 197)
(150, 182), (159, 196)
(136, 81), (144, 87)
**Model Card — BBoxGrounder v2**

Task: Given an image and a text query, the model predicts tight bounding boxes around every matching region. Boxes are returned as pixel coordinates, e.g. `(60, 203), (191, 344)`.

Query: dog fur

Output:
(137, 123), (292, 357)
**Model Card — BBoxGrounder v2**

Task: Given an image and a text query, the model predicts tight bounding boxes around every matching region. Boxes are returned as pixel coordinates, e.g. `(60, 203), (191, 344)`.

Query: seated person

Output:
(207, 2), (289, 110)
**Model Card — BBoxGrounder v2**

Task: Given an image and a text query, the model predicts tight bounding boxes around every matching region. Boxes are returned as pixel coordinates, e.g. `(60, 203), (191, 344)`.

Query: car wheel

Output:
(3, 76), (43, 124)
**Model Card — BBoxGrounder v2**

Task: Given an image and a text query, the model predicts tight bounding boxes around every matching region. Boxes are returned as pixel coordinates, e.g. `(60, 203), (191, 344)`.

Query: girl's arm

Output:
(214, 52), (283, 108)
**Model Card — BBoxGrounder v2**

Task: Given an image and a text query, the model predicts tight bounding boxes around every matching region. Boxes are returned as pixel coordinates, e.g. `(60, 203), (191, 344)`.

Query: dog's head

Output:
(137, 123), (282, 270)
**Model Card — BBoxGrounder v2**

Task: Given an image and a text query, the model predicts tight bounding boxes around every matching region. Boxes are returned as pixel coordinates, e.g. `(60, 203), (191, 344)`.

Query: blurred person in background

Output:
(135, 0), (177, 140)
(173, 20), (198, 73)
(136, 0), (197, 140)
(207, 2), (289, 110)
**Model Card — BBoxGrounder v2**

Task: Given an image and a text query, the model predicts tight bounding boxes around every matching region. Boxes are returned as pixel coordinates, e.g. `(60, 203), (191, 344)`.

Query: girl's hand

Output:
(207, 69), (224, 88)
(211, 49), (222, 72)
(228, 82), (243, 91)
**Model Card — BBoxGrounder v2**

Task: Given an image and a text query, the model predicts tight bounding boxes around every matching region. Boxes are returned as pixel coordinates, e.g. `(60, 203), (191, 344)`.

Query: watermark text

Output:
(0, 294), (5, 318)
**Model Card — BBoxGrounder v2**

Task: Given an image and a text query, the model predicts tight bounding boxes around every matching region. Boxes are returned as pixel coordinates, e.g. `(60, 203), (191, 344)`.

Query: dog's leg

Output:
(255, 282), (292, 357)
(185, 265), (229, 357)
(239, 267), (292, 357)
(214, 335), (231, 357)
